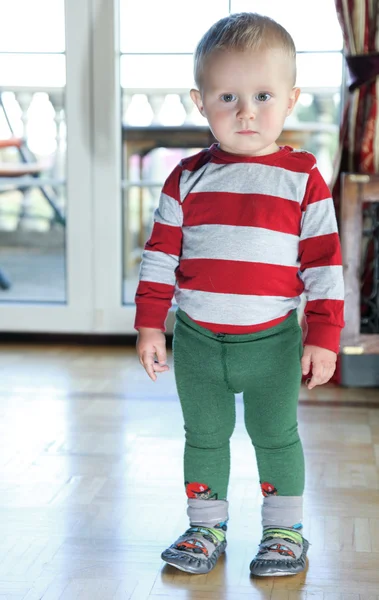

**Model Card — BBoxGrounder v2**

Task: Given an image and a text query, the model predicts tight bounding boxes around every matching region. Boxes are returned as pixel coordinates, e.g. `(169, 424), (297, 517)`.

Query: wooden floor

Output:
(0, 342), (379, 599)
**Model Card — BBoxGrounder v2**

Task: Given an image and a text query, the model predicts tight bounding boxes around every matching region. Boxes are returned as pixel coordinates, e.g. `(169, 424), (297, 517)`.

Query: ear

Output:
(190, 88), (205, 116)
(287, 87), (301, 116)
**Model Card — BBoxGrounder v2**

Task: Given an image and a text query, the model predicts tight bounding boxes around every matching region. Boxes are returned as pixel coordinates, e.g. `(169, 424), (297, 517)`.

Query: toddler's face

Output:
(191, 48), (300, 157)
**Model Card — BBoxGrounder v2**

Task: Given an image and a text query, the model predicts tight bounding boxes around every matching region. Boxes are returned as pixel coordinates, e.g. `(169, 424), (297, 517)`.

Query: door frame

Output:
(0, 0), (94, 332)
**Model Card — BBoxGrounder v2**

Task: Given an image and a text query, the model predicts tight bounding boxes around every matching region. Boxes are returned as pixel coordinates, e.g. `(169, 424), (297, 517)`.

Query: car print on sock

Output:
(185, 481), (218, 499)
(260, 481), (278, 497)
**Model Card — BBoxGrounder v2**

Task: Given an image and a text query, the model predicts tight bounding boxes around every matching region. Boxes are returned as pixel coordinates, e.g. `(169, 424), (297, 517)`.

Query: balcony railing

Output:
(0, 85), (339, 233)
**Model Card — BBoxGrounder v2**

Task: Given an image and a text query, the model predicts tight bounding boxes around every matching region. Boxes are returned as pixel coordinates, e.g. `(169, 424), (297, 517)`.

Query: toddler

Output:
(135, 12), (344, 577)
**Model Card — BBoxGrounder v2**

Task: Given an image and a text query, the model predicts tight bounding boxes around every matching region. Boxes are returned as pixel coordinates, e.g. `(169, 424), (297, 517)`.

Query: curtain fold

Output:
(332, 0), (379, 210)
(324, 2), (378, 382)
(332, 0), (379, 335)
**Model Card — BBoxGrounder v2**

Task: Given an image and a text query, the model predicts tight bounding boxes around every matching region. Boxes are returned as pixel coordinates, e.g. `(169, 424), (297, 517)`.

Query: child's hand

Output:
(136, 327), (170, 382)
(301, 345), (337, 390)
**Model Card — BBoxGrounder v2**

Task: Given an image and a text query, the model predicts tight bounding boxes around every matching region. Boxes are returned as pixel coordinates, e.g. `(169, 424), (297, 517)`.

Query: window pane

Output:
(0, 0), (65, 53)
(121, 54), (194, 89)
(297, 53), (342, 88)
(231, 0), (343, 51)
(0, 54), (65, 87)
(120, 0), (229, 53)
(121, 52), (343, 91)
(0, 3), (67, 303)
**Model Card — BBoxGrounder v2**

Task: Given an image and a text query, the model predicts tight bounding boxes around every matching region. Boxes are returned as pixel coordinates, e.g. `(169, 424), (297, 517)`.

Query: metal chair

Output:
(0, 95), (66, 291)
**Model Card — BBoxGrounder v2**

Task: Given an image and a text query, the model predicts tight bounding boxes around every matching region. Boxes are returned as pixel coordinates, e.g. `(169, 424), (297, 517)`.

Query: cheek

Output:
(208, 108), (233, 129)
(260, 106), (286, 129)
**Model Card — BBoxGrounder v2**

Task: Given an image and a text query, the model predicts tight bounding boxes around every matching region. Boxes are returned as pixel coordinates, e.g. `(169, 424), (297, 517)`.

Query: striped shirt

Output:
(135, 144), (344, 353)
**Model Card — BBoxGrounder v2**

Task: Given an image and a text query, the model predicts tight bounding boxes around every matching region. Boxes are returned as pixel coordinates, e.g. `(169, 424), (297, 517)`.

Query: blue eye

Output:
(221, 94), (237, 102)
(256, 93), (271, 102)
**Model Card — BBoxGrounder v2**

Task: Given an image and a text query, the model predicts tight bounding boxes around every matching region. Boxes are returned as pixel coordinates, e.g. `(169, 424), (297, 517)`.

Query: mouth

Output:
(237, 130), (258, 135)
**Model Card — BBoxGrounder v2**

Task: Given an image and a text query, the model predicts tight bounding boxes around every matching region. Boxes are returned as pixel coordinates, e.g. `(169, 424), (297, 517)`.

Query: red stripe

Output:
(136, 279), (175, 300)
(135, 280), (175, 330)
(180, 150), (213, 173)
(193, 313), (290, 334)
(181, 146), (318, 174)
(299, 233), (342, 269)
(209, 145), (317, 173)
(145, 222), (182, 255)
(304, 299), (345, 352)
(177, 259), (303, 297)
(162, 164), (182, 200)
(305, 298), (345, 326)
(271, 151), (316, 174)
(303, 167), (332, 207)
(183, 192), (301, 235)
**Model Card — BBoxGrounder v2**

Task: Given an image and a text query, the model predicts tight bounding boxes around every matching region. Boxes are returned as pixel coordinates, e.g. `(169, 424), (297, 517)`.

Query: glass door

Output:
(0, 0), (93, 331)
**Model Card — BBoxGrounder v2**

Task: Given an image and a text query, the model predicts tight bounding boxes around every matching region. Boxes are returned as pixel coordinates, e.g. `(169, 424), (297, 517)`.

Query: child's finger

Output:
(153, 361), (170, 373)
(323, 364), (336, 384)
(142, 351), (157, 381)
(307, 364), (325, 389)
(301, 353), (311, 375)
(155, 345), (167, 365)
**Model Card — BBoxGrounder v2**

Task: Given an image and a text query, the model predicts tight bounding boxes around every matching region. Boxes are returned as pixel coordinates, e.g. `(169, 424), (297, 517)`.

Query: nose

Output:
(237, 100), (256, 121)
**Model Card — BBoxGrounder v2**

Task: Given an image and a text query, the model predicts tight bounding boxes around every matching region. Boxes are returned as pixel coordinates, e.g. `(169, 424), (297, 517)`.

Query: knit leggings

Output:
(173, 309), (305, 500)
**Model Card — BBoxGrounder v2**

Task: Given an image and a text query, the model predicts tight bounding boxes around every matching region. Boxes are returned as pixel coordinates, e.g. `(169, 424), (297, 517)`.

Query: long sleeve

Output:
(134, 164), (183, 330)
(299, 163), (345, 353)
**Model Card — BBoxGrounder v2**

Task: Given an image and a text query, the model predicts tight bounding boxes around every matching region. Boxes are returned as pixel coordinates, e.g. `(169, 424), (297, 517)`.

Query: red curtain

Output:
(332, 0), (379, 214)
(324, 2), (378, 383)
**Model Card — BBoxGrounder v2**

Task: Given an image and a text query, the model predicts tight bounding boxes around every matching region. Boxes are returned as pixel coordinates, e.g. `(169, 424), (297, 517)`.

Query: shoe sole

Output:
(250, 538), (309, 577)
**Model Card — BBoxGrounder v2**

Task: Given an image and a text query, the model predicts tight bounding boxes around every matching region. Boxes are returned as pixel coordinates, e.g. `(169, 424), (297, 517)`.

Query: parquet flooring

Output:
(0, 343), (378, 599)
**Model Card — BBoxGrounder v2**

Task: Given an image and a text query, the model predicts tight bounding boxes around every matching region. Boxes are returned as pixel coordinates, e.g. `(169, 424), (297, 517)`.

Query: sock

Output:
(187, 498), (229, 530)
(262, 495), (303, 530)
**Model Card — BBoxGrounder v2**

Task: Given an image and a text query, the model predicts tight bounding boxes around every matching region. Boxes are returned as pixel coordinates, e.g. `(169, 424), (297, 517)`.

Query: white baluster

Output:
(0, 92), (11, 231)
(14, 92), (35, 231)
(49, 90), (66, 223)
(180, 92), (197, 124)
(313, 93), (336, 183)
(122, 93), (132, 125)
(159, 94), (186, 126)
(126, 94), (153, 126)
(147, 93), (165, 125)
(16, 92), (33, 138)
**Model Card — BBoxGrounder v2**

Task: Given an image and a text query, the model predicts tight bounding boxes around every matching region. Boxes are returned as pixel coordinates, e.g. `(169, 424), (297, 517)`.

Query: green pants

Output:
(173, 309), (305, 500)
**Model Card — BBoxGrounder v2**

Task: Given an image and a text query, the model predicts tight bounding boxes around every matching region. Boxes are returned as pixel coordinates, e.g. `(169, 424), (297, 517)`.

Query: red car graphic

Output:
(175, 538), (209, 557)
(258, 543), (296, 559)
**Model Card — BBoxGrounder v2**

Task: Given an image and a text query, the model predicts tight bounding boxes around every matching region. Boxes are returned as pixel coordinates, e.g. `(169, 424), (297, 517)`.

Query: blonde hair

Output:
(194, 12), (297, 88)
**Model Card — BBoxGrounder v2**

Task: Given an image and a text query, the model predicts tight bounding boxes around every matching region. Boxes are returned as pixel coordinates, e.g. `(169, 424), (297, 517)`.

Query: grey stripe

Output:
(180, 161), (210, 202)
(154, 193), (183, 227)
(139, 250), (178, 286)
(182, 224), (300, 267)
(300, 265), (344, 300)
(181, 162), (309, 203)
(301, 198), (338, 240)
(175, 288), (301, 325)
